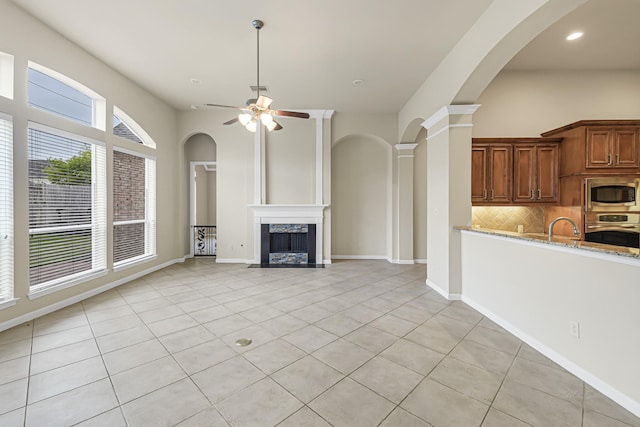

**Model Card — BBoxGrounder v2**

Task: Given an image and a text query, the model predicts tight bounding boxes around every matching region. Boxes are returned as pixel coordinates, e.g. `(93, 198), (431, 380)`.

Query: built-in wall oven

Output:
(585, 177), (640, 248)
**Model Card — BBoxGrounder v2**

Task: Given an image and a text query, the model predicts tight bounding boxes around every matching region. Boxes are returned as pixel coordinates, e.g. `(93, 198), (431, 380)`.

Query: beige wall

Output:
(332, 135), (390, 258)
(474, 70), (640, 137)
(194, 165), (216, 226)
(0, 1), (179, 326)
(265, 118), (315, 204)
(460, 231), (640, 414)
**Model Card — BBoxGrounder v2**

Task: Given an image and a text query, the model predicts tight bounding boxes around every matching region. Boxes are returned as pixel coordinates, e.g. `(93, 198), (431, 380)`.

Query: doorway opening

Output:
(190, 161), (217, 257)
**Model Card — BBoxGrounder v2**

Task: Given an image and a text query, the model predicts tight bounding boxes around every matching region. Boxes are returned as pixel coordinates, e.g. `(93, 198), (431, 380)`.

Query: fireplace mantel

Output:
(249, 204), (328, 223)
(250, 204), (328, 264)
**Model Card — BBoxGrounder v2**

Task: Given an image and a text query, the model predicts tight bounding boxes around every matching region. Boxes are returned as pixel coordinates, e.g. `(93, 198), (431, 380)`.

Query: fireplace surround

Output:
(250, 204), (327, 266)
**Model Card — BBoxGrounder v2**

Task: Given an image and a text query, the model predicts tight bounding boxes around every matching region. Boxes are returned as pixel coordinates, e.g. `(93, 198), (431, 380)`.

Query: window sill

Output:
(113, 254), (157, 273)
(28, 269), (108, 300)
(0, 298), (19, 310)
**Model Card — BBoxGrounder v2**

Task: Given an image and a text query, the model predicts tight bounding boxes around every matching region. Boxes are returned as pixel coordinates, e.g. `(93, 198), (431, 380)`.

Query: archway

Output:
(183, 133), (217, 257)
(331, 134), (392, 260)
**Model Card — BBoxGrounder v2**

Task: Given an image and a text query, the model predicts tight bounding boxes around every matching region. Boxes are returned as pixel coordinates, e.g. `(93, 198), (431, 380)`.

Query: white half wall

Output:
(459, 230), (640, 417)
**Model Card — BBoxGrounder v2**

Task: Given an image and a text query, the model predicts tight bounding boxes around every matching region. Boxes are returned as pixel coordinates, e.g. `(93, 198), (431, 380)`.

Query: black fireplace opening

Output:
(261, 224), (316, 265)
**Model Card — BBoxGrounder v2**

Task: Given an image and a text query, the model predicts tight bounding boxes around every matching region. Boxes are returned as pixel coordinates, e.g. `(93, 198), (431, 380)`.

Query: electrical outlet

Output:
(569, 321), (580, 338)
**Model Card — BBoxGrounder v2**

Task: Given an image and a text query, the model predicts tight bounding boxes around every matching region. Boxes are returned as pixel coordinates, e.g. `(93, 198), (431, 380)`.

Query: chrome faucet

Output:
(548, 217), (581, 241)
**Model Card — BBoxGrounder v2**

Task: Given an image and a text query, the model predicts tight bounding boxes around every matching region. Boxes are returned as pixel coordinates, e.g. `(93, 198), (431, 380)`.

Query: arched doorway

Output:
(184, 133), (217, 257)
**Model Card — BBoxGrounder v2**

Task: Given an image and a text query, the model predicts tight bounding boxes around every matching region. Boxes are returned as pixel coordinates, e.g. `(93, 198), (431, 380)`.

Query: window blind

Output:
(113, 148), (155, 266)
(0, 113), (13, 303)
(28, 123), (106, 289)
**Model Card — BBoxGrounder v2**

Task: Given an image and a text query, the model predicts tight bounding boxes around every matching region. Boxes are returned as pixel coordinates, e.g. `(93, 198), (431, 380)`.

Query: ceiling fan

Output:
(205, 19), (309, 132)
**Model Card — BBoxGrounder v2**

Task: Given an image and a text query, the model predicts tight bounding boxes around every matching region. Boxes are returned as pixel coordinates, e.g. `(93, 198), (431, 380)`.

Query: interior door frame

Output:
(189, 161), (217, 257)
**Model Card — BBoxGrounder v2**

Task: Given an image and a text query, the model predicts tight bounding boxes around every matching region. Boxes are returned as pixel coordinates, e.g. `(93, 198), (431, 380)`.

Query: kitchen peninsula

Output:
(460, 119), (640, 416)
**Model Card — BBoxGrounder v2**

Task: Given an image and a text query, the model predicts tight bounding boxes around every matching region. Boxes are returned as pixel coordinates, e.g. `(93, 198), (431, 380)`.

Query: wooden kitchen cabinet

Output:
(471, 143), (512, 204)
(586, 127), (640, 169)
(513, 143), (559, 203)
(541, 120), (640, 175)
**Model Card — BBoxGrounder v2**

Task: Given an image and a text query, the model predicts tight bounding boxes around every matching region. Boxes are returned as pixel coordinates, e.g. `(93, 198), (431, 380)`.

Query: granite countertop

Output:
(455, 226), (640, 259)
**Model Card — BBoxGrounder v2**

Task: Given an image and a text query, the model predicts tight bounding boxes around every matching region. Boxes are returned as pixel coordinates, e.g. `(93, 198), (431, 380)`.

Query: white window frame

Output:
(0, 112), (16, 309)
(112, 146), (156, 271)
(28, 122), (107, 298)
(0, 52), (14, 100)
(113, 106), (156, 148)
(27, 61), (106, 131)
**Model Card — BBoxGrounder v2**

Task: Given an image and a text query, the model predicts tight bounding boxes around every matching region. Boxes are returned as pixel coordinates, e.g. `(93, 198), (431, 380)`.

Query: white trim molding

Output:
(463, 294), (640, 418)
(421, 104), (482, 129)
(426, 278), (462, 300)
(395, 143), (418, 151)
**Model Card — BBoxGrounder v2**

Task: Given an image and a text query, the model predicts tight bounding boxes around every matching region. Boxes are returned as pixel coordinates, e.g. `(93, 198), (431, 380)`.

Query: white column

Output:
(394, 143), (418, 264)
(422, 104), (480, 299)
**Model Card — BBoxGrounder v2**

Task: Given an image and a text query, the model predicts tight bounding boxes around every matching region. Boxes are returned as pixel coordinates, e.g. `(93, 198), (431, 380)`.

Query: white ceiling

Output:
(9, 0), (640, 113)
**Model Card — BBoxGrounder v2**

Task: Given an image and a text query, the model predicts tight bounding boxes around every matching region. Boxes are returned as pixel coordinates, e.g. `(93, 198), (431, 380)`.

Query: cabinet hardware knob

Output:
(483, 189), (487, 200)
(616, 153), (620, 165)
(491, 189), (494, 200)
(608, 153), (612, 166)
(538, 189), (541, 199)
(531, 190), (535, 200)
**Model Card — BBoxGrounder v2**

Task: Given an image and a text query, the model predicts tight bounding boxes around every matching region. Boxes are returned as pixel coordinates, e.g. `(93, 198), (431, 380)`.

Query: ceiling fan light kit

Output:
(204, 19), (309, 132)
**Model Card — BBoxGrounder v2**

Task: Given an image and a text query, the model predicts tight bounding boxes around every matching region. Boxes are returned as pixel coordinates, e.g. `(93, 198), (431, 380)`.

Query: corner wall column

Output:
(394, 143), (418, 264)
(422, 104), (480, 299)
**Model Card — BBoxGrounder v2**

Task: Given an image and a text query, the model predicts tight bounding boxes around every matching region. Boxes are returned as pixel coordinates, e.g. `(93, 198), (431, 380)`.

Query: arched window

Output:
(27, 62), (106, 130)
(112, 106), (156, 268)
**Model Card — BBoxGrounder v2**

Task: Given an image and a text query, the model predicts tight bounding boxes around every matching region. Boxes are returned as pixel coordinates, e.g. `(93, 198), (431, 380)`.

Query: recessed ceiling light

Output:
(353, 79), (364, 85)
(190, 78), (202, 85)
(566, 31), (583, 41)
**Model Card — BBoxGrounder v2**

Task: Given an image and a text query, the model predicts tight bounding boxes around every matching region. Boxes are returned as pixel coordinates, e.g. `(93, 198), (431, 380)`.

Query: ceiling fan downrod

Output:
(252, 19), (263, 100)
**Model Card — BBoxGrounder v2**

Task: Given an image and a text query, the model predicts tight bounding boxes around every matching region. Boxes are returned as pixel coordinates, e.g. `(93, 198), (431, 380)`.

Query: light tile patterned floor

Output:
(0, 259), (638, 426)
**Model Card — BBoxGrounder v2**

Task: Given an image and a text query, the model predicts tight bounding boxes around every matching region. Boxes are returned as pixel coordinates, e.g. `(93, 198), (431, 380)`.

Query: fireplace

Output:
(261, 224), (316, 265)
(250, 204), (327, 266)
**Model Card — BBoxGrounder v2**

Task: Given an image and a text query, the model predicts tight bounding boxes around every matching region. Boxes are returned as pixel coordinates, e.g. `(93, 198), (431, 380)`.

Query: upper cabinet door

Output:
(586, 128), (612, 168)
(513, 145), (535, 203)
(488, 145), (512, 203)
(536, 144), (559, 202)
(471, 146), (488, 203)
(613, 128), (640, 168)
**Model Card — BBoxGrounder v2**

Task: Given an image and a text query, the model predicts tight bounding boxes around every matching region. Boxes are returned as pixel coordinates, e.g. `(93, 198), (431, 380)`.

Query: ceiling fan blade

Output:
(273, 110), (310, 119)
(273, 122), (283, 131)
(223, 117), (239, 125)
(205, 103), (246, 110)
(256, 96), (273, 109)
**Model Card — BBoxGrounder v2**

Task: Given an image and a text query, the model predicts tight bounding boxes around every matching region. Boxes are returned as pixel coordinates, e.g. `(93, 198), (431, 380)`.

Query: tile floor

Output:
(0, 259), (638, 427)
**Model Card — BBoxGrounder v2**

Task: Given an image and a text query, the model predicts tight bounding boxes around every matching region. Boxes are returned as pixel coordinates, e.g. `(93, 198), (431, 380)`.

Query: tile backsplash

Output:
(472, 206), (545, 233)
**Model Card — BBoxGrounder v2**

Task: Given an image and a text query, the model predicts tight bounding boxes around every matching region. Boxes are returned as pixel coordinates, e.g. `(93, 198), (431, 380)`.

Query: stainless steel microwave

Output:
(586, 177), (640, 212)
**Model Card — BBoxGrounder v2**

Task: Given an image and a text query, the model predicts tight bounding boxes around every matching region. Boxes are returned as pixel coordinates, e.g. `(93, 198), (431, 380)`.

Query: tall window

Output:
(28, 123), (106, 291)
(0, 113), (13, 305)
(113, 149), (156, 266)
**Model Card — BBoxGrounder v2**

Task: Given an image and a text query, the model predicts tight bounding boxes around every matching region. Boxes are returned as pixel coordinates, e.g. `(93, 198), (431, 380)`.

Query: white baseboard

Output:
(393, 259), (415, 265)
(323, 259), (332, 265)
(425, 278), (462, 300)
(0, 257), (186, 334)
(414, 259), (428, 264)
(331, 255), (389, 261)
(462, 295), (640, 418)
